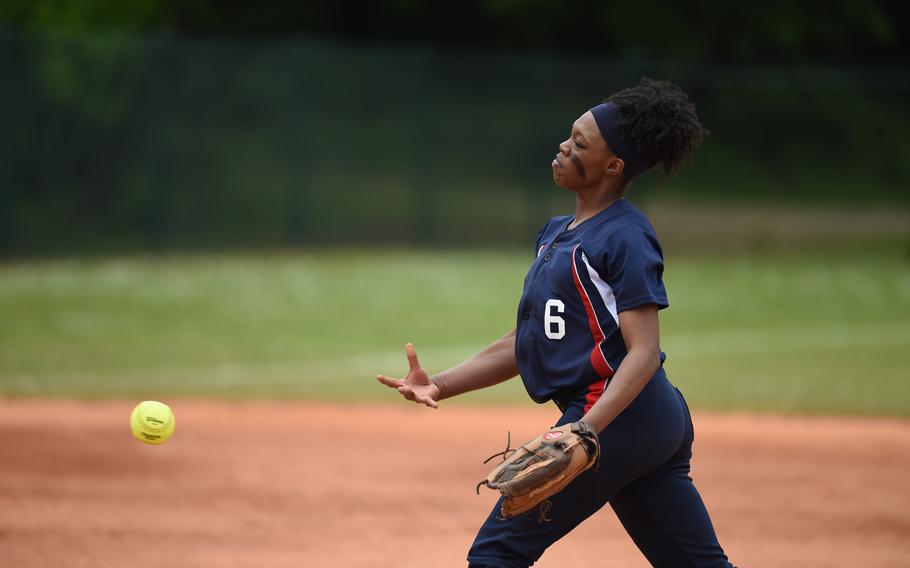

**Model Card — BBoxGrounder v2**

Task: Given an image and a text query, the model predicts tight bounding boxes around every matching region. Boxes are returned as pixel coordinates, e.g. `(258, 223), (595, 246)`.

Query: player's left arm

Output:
(579, 304), (662, 433)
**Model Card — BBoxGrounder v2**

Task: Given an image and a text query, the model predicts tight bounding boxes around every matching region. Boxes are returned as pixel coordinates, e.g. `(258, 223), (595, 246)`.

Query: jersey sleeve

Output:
(600, 224), (669, 313)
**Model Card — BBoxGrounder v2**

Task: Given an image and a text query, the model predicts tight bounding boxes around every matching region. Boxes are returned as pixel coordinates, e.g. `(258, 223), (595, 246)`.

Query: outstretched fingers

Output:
(378, 343), (437, 409)
(405, 342), (421, 371)
(376, 374), (403, 388)
(416, 394), (439, 409)
(396, 384), (437, 409)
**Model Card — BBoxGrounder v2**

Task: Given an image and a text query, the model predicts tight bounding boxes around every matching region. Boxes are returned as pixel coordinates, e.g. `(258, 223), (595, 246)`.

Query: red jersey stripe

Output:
(571, 245), (615, 378)
(571, 244), (616, 412)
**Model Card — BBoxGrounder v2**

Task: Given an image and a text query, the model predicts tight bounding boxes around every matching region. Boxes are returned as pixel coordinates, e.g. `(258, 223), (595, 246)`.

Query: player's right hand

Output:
(376, 343), (440, 409)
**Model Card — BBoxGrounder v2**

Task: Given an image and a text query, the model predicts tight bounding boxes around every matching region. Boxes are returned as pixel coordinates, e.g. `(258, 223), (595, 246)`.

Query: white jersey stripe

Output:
(581, 252), (619, 326)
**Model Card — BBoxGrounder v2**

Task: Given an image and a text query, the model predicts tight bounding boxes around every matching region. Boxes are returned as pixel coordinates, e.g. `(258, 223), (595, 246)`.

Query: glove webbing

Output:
(475, 432), (554, 524)
(476, 431), (515, 494)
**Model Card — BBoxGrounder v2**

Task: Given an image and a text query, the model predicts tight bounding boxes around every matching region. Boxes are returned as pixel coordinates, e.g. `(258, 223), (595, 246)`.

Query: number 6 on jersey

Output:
(544, 299), (566, 339)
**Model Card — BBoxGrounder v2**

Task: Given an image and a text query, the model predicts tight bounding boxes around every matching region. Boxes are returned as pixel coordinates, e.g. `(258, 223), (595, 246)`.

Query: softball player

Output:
(378, 78), (735, 567)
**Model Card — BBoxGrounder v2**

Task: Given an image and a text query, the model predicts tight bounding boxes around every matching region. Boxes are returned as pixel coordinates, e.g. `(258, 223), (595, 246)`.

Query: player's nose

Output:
(558, 140), (571, 155)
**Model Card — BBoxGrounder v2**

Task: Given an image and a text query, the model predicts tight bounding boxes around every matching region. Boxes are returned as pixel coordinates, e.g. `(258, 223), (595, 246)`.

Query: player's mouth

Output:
(552, 156), (563, 169)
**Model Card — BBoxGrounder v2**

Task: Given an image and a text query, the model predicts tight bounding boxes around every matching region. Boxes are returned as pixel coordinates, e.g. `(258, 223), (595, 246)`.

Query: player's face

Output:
(551, 111), (615, 191)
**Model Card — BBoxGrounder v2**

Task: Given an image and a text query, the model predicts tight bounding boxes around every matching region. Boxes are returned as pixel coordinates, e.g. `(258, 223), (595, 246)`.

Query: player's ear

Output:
(603, 157), (625, 177)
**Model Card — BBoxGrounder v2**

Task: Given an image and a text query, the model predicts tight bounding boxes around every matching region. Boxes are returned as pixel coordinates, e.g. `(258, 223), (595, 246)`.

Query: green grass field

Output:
(1, 247), (908, 416)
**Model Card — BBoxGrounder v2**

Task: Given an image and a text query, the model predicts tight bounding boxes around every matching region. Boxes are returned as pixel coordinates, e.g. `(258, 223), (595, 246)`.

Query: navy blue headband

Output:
(590, 102), (649, 180)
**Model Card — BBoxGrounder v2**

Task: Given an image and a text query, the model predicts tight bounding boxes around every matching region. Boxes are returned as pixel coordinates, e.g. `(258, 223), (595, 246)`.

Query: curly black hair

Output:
(607, 78), (708, 179)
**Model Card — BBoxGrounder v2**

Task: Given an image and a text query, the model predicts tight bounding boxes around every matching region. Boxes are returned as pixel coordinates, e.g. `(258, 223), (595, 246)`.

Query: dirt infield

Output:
(1, 400), (908, 567)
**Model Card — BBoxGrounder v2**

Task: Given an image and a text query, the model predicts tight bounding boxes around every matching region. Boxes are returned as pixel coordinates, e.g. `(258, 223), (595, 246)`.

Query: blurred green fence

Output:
(2, 30), (908, 255)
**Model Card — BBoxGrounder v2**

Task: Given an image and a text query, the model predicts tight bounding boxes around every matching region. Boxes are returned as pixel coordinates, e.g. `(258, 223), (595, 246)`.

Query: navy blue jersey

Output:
(515, 199), (668, 406)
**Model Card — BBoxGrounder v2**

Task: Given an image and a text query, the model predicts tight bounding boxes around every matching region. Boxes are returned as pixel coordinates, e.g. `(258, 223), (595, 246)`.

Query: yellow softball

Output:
(130, 400), (175, 445)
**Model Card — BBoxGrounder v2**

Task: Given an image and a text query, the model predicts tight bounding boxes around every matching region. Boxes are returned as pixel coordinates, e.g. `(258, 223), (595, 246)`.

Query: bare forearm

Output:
(430, 330), (519, 400)
(581, 347), (660, 432)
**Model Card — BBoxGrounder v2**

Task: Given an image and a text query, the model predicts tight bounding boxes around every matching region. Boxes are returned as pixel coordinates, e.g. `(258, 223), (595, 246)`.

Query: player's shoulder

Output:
(593, 199), (660, 243)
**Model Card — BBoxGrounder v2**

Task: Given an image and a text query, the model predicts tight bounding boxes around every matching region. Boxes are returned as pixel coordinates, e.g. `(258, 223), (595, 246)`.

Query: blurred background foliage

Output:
(1, 0), (902, 62)
(0, 0), (907, 255)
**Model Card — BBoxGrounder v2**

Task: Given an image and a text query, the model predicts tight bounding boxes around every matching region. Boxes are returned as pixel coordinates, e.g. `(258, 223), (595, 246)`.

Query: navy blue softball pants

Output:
(467, 370), (734, 567)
